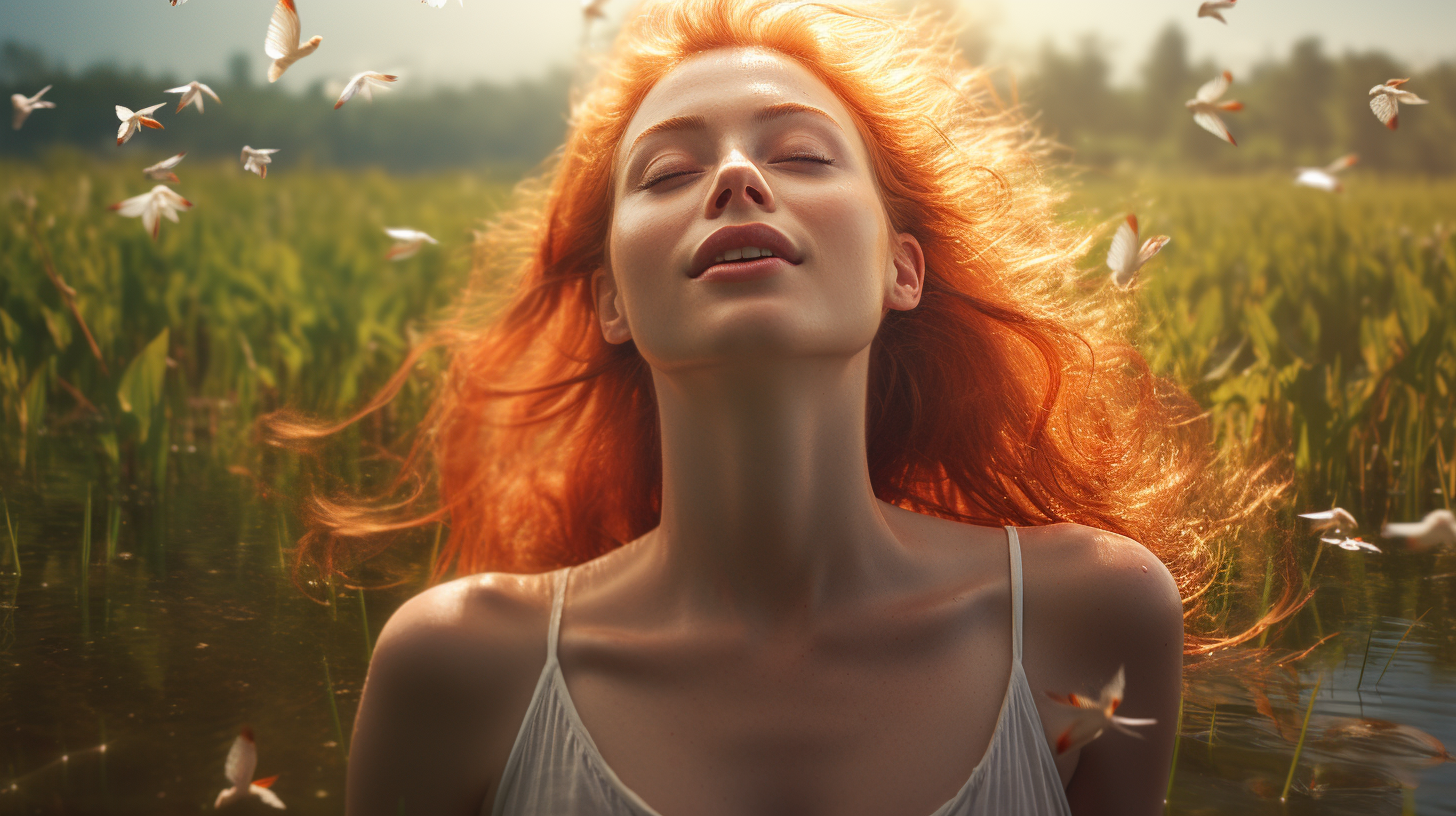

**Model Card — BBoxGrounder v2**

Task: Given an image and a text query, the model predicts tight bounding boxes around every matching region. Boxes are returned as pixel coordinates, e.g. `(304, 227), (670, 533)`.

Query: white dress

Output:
(487, 526), (1073, 816)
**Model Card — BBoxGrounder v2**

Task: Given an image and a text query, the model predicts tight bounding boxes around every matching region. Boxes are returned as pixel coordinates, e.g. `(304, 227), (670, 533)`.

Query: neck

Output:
(643, 348), (912, 628)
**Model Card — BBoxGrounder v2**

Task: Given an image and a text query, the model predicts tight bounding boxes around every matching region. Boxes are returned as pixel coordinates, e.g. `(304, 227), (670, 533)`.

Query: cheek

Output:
(802, 179), (892, 294)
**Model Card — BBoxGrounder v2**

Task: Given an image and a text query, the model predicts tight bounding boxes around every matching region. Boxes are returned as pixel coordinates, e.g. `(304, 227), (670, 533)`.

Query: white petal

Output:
(1193, 109), (1235, 144)
(1370, 93), (1398, 126)
(1105, 215), (1139, 285)
(251, 785), (286, 809)
(1196, 71), (1231, 103)
(265, 0), (301, 60)
(222, 732), (257, 790)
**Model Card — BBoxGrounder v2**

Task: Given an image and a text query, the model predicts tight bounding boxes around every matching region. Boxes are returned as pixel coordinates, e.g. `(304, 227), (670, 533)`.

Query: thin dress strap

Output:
(547, 566), (572, 663)
(1004, 525), (1024, 663)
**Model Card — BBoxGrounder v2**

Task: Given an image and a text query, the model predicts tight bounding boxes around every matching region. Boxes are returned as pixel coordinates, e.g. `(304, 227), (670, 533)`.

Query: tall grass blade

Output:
(1280, 673), (1324, 803)
(1256, 555), (1275, 648)
(275, 512), (288, 571)
(80, 485), (92, 587)
(2, 495), (18, 577)
(1357, 622), (1377, 690)
(1164, 693), (1184, 806)
(322, 655), (347, 757)
(1375, 608), (1431, 687)
(359, 587), (373, 661)
(105, 501), (120, 560)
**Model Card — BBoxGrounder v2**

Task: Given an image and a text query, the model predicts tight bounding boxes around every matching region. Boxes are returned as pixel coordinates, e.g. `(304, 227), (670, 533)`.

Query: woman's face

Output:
(597, 46), (923, 370)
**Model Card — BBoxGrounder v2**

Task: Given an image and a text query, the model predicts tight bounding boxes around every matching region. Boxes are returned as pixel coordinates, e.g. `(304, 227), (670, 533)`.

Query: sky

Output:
(4, 0), (1454, 90)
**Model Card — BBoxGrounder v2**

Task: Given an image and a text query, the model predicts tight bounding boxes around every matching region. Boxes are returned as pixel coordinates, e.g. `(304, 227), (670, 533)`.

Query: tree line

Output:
(1, 43), (572, 175)
(4, 25), (1454, 175)
(1019, 24), (1456, 174)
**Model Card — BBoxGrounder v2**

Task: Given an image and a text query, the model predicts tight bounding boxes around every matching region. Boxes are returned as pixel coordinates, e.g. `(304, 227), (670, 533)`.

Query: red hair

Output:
(265, 0), (1300, 654)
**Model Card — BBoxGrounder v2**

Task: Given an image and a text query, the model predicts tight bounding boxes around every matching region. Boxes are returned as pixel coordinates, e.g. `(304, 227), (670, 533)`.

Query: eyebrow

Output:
(626, 101), (843, 161)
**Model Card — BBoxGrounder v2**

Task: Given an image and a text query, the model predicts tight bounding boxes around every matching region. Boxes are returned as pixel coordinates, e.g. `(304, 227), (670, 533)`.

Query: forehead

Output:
(617, 47), (864, 164)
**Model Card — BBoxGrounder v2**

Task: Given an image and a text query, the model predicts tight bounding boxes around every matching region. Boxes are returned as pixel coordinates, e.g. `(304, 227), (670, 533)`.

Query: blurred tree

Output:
(1023, 34), (1126, 153)
(1141, 24), (1192, 141)
(1270, 38), (1334, 161)
(228, 52), (252, 89)
(2, 41), (50, 84)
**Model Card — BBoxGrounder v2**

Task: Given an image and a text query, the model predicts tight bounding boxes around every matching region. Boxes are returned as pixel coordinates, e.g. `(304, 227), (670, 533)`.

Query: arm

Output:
(345, 575), (547, 816)
(1022, 524), (1185, 816)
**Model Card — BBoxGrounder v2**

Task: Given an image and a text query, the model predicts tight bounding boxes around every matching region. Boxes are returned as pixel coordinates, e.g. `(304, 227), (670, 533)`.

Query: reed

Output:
(1256, 556), (1275, 648)
(1356, 622), (1377, 690)
(275, 513), (288, 571)
(105, 501), (120, 561)
(1375, 608), (1431, 687)
(1164, 693), (1184, 806)
(322, 655), (348, 756)
(1303, 540), (1324, 590)
(1280, 673), (1324, 803)
(358, 587), (373, 661)
(79, 485), (92, 591)
(2, 494), (18, 577)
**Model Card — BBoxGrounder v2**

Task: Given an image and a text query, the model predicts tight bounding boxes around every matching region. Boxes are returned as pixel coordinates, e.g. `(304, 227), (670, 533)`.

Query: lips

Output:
(688, 223), (801, 278)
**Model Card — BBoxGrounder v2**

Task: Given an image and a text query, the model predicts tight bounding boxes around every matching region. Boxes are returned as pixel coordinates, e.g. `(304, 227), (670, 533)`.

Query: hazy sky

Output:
(5, 0), (1454, 90)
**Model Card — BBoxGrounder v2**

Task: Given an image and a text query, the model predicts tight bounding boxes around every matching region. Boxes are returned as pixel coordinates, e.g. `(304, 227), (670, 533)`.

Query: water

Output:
(2, 438), (1454, 814)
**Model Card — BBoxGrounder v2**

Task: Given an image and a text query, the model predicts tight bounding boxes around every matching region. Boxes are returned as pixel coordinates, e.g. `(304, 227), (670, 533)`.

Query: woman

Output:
(294, 1), (1282, 813)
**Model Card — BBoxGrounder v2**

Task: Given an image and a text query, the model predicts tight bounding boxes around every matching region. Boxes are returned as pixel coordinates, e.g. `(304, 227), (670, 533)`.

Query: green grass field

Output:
(2, 153), (1452, 529)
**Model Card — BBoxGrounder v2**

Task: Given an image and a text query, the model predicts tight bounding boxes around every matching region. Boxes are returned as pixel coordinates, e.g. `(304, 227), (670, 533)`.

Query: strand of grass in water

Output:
(322, 655), (347, 756)
(1356, 623), (1377, 690)
(1208, 701), (1218, 754)
(1304, 539), (1324, 589)
(275, 513), (288, 570)
(105, 501), (119, 560)
(3, 494), (18, 576)
(1375, 608), (1431, 686)
(80, 485), (92, 590)
(1163, 693), (1184, 806)
(1435, 438), (1452, 512)
(359, 588), (373, 660)
(1280, 673), (1324, 803)
(1256, 555), (1275, 648)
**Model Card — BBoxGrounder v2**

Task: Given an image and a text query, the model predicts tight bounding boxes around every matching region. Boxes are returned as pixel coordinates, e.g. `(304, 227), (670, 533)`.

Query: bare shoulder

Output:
(1015, 521), (1182, 651)
(373, 570), (553, 670)
(1015, 523), (1184, 812)
(345, 571), (556, 816)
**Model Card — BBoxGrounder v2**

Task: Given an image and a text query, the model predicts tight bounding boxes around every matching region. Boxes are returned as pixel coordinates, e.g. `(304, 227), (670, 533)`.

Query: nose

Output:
(705, 149), (775, 217)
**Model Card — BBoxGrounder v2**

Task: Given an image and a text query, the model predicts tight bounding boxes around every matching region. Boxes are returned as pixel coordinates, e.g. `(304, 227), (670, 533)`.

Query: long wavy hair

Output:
(264, 0), (1302, 654)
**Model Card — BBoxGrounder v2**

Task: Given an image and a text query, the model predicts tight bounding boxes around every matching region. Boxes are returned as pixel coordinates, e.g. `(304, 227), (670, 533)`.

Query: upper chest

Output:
(552, 578), (1019, 816)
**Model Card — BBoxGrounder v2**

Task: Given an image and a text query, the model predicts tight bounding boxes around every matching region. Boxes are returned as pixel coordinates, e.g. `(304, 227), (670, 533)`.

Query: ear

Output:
(592, 266), (633, 345)
(885, 231), (924, 312)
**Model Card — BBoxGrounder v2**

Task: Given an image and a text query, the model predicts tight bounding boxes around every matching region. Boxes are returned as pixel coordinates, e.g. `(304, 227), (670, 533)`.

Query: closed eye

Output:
(638, 154), (836, 191)
(637, 168), (698, 190)
(773, 153), (835, 167)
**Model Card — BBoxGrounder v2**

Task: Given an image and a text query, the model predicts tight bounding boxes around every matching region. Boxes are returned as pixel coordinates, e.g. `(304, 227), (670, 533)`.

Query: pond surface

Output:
(2, 438), (1454, 814)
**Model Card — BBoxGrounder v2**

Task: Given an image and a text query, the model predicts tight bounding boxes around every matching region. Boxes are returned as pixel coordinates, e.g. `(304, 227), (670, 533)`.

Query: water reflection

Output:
(1, 440), (1454, 813)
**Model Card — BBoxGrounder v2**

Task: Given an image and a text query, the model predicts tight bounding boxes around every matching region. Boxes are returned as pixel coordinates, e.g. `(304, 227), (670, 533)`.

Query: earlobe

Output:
(887, 231), (925, 312)
(592, 267), (633, 345)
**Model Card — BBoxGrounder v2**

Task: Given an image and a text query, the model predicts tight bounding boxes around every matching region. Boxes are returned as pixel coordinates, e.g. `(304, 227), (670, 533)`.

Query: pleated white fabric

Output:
(488, 526), (1072, 816)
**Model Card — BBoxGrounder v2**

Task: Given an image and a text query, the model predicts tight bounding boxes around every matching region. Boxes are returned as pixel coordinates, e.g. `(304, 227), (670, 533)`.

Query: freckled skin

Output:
(343, 47), (1183, 816)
